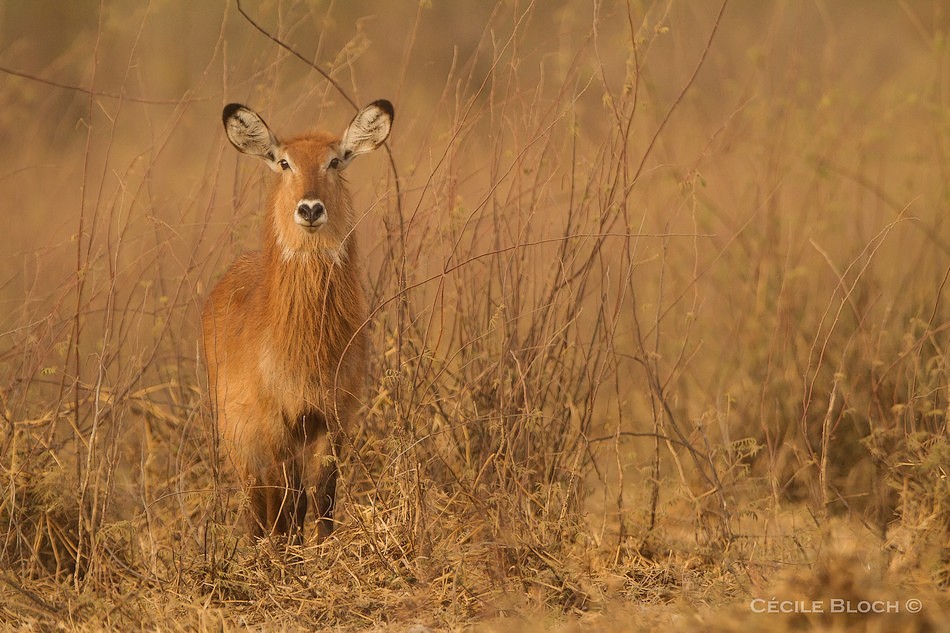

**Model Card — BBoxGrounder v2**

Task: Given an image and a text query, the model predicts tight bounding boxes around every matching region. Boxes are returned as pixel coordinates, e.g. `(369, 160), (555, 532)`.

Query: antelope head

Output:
(222, 100), (394, 260)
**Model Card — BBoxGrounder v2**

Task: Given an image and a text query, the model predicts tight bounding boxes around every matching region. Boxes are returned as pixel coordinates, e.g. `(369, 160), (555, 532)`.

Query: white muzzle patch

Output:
(295, 198), (327, 230)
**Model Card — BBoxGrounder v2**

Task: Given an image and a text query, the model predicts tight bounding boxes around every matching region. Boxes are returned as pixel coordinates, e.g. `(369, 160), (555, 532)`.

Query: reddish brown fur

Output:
(202, 106), (389, 541)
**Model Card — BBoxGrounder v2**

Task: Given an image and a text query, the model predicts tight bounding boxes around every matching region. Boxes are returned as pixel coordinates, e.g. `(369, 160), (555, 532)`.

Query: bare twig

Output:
(0, 64), (198, 105)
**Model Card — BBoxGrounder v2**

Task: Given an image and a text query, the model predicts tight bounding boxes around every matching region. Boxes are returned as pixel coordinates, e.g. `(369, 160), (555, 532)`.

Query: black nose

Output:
(296, 201), (326, 224)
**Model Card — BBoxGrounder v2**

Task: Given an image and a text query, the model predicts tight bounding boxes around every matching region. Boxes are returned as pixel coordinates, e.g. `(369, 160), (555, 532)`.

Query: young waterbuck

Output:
(203, 100), (393, 541)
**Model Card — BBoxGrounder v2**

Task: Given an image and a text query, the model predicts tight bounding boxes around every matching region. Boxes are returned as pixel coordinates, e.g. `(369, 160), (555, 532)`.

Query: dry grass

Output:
(0, 1), (947, 631)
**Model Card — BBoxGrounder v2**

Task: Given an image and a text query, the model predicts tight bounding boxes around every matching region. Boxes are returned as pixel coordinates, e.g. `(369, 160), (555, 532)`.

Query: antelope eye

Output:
(278, 159), (291, 171)
(328, 157), (340, 170)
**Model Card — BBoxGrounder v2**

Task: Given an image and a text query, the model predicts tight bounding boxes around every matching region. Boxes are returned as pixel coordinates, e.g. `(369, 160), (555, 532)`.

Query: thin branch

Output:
(0, 64), (197, 105)
(234, 0), (403, 217)
(234, 0), (356, 110)
(629, 0), (729, 188)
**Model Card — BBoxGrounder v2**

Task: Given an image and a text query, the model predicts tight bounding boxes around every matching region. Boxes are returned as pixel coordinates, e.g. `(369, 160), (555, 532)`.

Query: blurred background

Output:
(0, 0), (946, 629)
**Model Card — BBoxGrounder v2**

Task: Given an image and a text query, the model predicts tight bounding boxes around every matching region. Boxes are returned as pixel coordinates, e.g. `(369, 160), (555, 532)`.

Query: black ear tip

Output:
(370, 99), (394, 120)
(222, 103), (245, 124)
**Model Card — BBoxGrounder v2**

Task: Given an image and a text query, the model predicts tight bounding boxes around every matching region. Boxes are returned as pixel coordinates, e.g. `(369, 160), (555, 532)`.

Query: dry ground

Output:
(0, 1), (947, 631)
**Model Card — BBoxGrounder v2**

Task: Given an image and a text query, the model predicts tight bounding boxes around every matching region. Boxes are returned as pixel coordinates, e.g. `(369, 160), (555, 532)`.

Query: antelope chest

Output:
(257, 342), (333, 418)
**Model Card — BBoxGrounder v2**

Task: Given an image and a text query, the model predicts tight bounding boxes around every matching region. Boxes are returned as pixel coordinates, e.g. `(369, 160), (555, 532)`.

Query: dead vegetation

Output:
(0, 1), (947, 630)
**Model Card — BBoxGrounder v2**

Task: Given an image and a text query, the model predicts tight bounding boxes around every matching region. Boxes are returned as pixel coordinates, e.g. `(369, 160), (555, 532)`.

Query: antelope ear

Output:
(222, 103), (282, 163)
(338, 100), (393, 167)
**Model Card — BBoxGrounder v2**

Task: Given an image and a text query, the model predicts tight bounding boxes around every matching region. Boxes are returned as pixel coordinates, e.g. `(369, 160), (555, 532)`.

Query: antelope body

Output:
(203, 100), (393, 540)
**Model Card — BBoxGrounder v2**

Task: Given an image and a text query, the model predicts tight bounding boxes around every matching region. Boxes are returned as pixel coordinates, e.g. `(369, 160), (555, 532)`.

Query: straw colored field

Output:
(0, 1), (946, 631)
